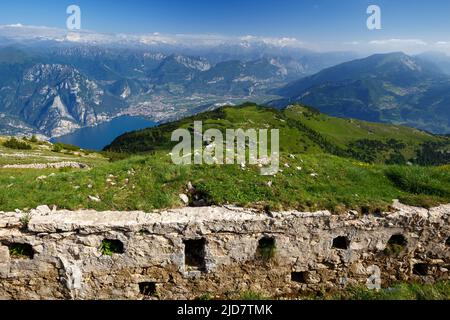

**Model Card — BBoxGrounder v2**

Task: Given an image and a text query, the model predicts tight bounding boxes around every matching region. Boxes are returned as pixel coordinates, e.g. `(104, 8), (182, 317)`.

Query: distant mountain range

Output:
(272, 52), (450, 134)
(2, 24), (450, 136)
(0, 26), (357, 137)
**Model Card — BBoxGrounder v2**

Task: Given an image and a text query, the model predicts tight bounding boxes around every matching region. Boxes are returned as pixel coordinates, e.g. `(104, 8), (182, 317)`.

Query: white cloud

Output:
(2, 24), (450, 55)
(0, 23), (308, 49)
(369, 39), (427, 46)
(343, 41), (360, 46)
(6, 23), (24, 28)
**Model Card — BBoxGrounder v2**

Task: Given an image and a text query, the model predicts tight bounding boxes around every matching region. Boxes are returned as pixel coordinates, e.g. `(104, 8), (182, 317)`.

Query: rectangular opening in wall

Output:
(7, 243), (34, 259)
(291, 271), (308, 284)
(139, 282), (157, 296)
(413, 263), (429, 276)
(100, 239), (124, 256)
(184, 238), (206, 272)
(257, 236), (276, 261)
(332, 236), (350, 250)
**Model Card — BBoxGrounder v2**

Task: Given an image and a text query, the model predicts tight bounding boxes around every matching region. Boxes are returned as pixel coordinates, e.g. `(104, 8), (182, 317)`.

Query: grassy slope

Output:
(284, 106), (434, 149)
(0, 104), (449, 212)
(0, 146), (449, 213)
(239, 281), (450, 300)
(106, 103), (449, 164)
(328, 281), (450, 300)
(0, 137), (107, 167)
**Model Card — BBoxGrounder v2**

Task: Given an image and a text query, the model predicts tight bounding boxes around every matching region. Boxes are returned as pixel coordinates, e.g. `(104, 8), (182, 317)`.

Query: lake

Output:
(51, 116), (156, 151)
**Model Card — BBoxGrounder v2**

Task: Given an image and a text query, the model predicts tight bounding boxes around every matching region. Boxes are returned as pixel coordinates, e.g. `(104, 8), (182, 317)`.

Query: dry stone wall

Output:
(0, 201), (449, 300)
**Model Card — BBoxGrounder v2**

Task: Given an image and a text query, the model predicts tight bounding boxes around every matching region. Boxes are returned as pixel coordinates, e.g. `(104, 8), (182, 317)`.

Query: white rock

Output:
(179, 194), (189, 205)
(36, 205), (51, 214)
(88, 196), (101, 202)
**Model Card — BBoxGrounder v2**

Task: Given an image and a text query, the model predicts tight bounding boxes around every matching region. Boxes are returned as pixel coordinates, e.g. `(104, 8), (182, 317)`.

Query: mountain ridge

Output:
(272, 52), (450, 134)
(0, 42), (358, 138)
(105, 103), (450, 166)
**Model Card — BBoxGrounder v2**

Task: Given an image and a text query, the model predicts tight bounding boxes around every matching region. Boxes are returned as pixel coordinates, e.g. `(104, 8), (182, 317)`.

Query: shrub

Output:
(52, 142), (80, 153)
(52, 143), (63, 153)
(3, 138), (32, 150)
(19, 212), (32, 230)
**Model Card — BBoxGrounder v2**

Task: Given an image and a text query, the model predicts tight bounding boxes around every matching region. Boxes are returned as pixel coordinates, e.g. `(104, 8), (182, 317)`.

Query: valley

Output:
(0, 28), (358, 139)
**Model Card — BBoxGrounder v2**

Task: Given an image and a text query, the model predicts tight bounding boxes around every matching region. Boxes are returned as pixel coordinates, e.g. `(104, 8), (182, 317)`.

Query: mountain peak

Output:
(275, 52), (450, 133)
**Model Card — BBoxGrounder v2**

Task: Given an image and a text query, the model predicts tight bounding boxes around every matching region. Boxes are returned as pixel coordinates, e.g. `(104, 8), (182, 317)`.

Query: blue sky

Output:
(0, 0), (449, 52)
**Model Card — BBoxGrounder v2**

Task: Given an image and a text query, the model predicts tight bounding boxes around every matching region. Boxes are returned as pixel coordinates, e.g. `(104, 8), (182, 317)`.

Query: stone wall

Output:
(0, 201), (449, 300)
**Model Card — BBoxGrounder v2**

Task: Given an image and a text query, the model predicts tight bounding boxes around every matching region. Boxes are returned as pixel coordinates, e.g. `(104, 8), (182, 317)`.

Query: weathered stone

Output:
(0, 246), (10, 277)
(179, 194), (189, 205)
(0, 203), (448, 300)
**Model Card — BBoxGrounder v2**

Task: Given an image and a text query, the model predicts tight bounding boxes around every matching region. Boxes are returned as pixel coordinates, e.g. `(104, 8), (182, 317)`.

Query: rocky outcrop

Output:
(0, 202), (449, 300)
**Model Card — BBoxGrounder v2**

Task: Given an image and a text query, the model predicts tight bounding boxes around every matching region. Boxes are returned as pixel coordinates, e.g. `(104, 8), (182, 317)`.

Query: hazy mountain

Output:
(0, 42), (344, 137)
(273, 52), (450, 134)
(0, 62), (126, 136)
(417, 51), (450, 75)
(0, 24), (365, 137)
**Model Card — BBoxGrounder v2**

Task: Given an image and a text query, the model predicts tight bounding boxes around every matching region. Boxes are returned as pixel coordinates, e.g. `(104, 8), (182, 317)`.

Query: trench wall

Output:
(0, 202), (449, 300)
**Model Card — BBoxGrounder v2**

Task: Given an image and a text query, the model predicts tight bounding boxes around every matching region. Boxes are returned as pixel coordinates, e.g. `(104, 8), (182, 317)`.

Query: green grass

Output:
(8, 243), (34, 259)
(0, 104), (449, 213)
(106, 104), (450, 165)
(0, 136), (107, 167)
(239, 291), (268, 300)
(328, 281), (450, 300)
(196, 293), (214, 301)
(385, 166), (450, 197)
(0, 150), (449, 213)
